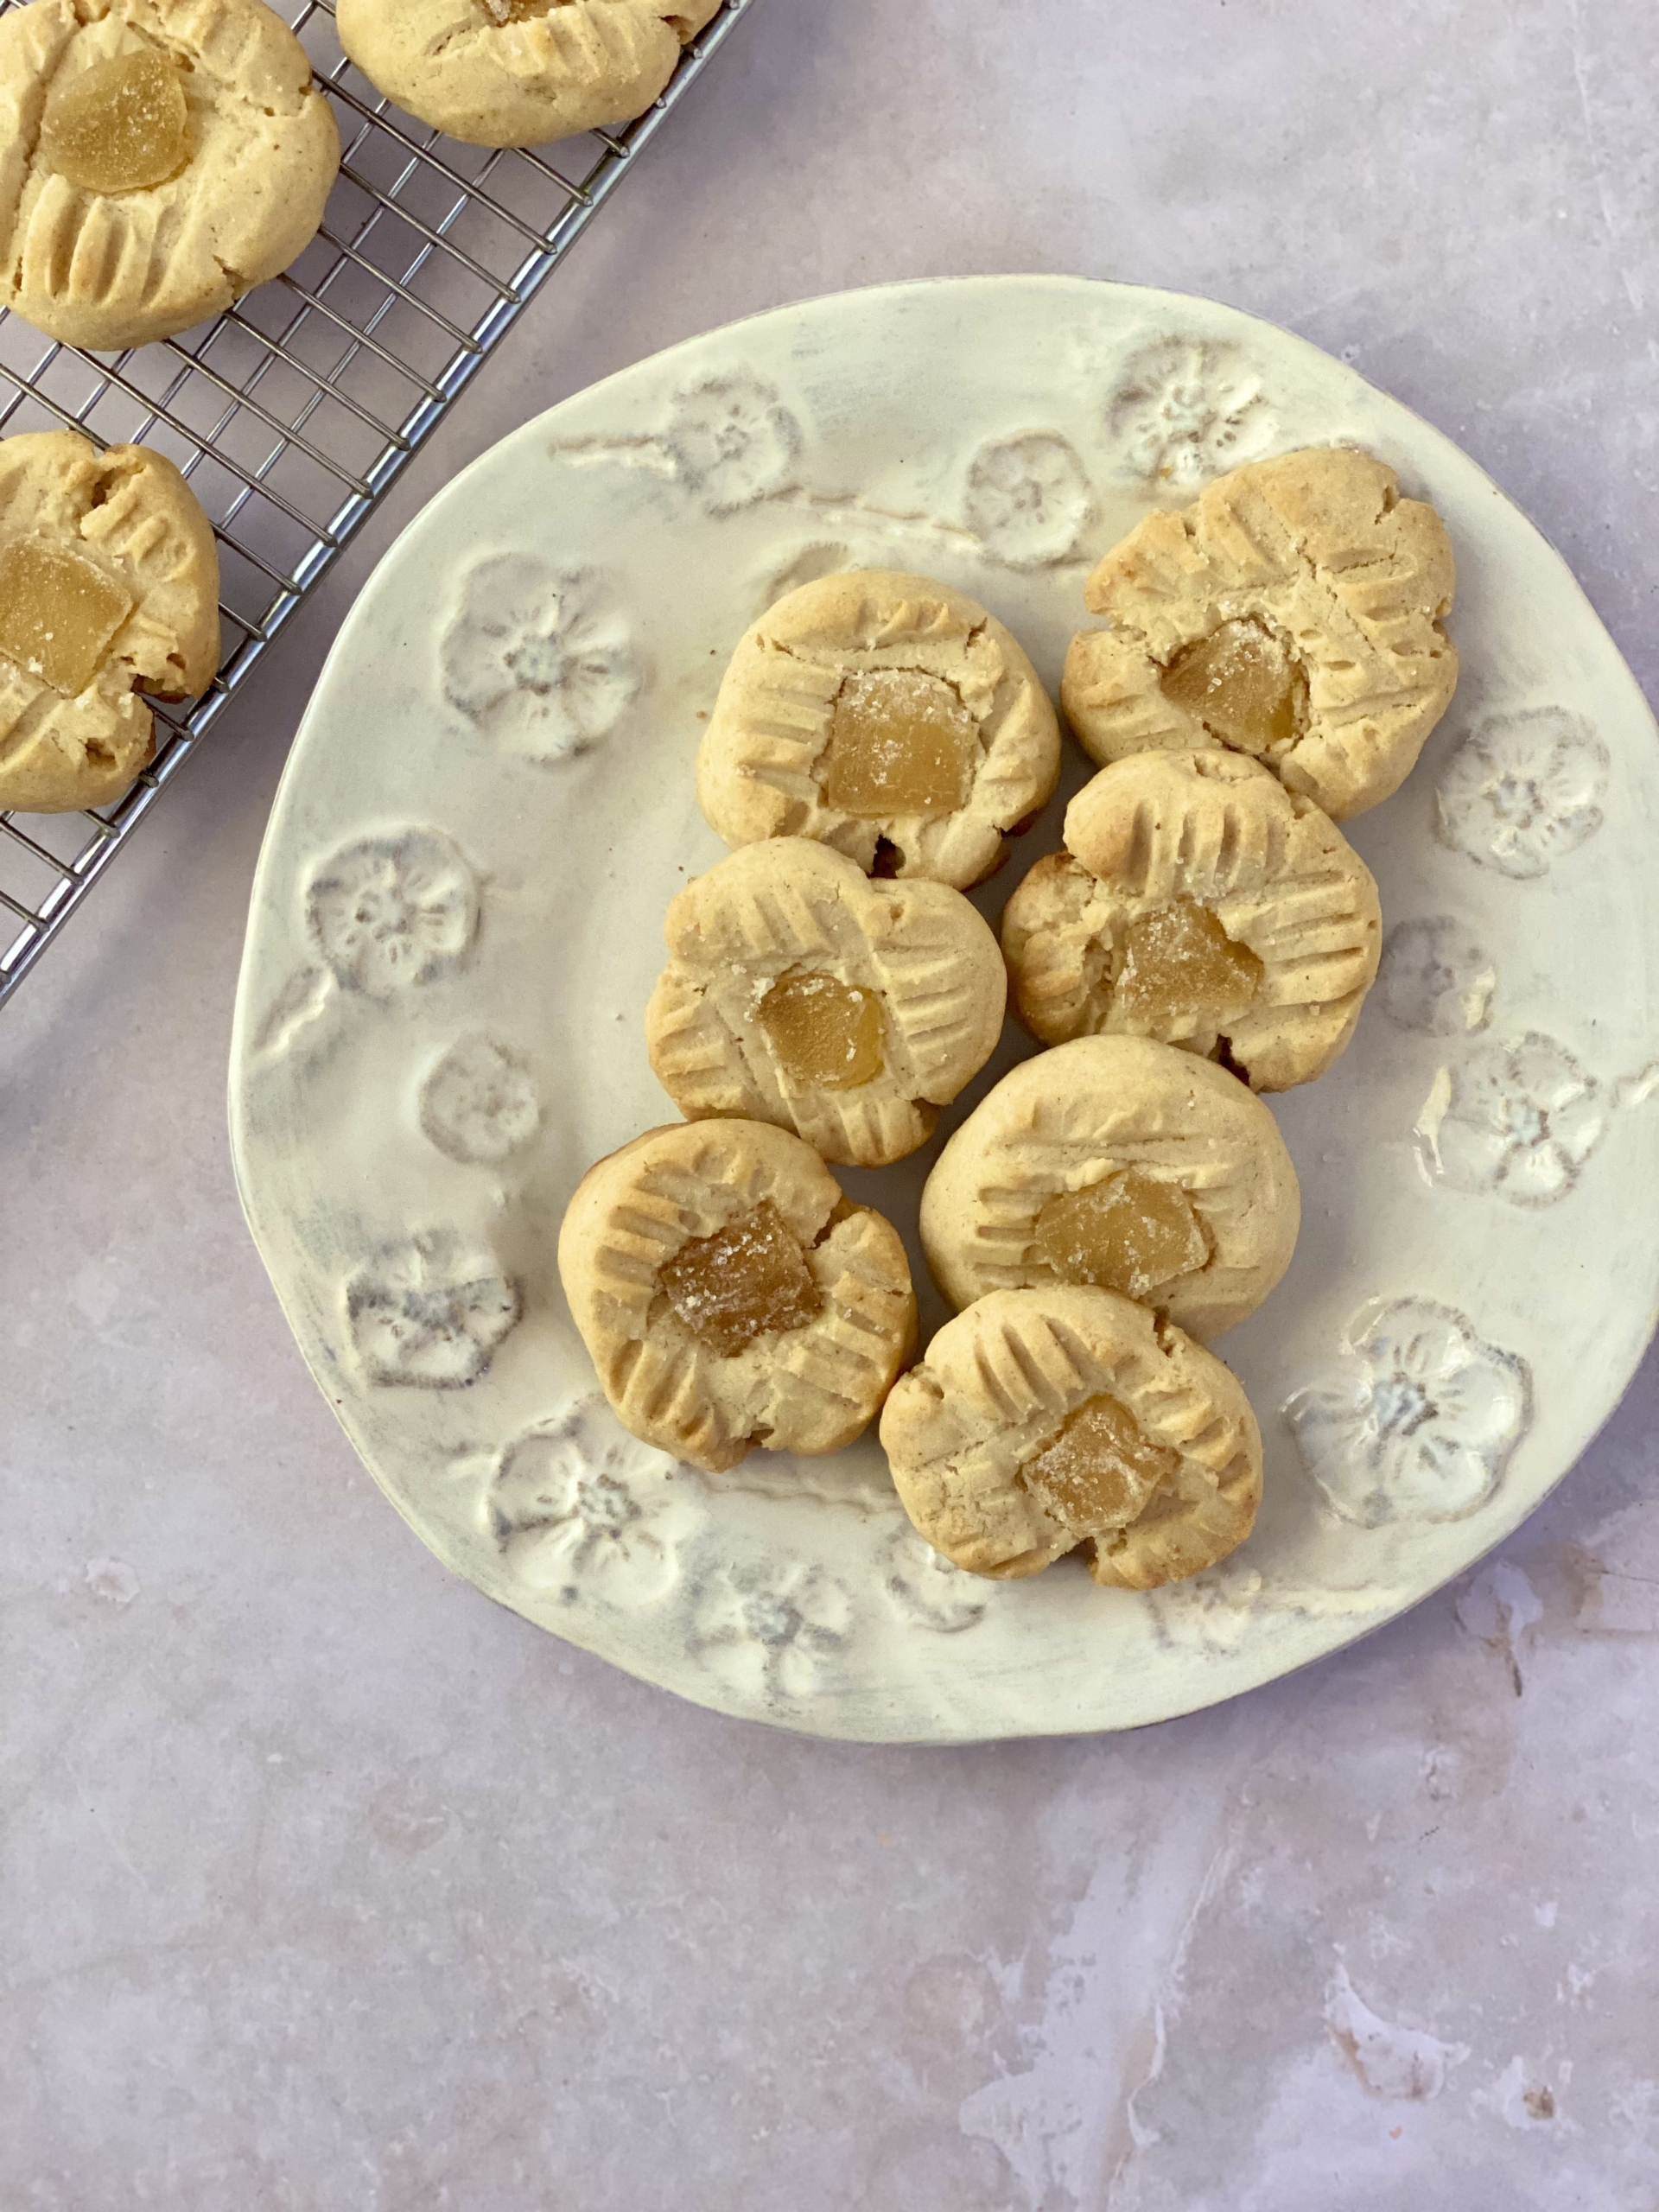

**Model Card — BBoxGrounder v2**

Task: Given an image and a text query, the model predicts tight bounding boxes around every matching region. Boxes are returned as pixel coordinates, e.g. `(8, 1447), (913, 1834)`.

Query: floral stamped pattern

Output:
(307, 829), (479, 1000)
(664, 372), (802, 512)
(551, 372), (1096, 570)
(345, 1232), (518, 1388)
(486, 1401), (702, 1606)
(691, 1559), (853, 1699)
(880, 1523), (995, 1634)
(962, 431), (1091, 568)
(442, 557), (642, 765)
(1414, 1033), (1606, 1207)
(1436, 709), (1609, 879)
(1144, 1565), (1266, 1656)
(1108, 336), (1274, 486)
(1285, 1298), (1532, 1528)
(1378, 917), (1496, 1037)
(420, 1037), (540, 1166)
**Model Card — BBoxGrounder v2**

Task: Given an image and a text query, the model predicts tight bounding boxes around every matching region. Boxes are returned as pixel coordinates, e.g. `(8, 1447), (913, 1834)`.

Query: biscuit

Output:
(336, 0), (721, 150)
(0, 429), (219, 813)
(880, 1285), (1262, 1591)
(645, 838), (1007, 1169)
(1061, 447), (1457, 821)
(0, 0), (340, 352)
(1001, 750), (1382, 1090)
(696, 569), (1062, 892)
(919, 1035), (1299, 1342)
(557, 1118), (917, 1474)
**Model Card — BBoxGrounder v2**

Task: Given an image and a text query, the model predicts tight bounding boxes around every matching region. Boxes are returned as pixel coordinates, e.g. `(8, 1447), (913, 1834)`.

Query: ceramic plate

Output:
(229, 276), (1659, 1742)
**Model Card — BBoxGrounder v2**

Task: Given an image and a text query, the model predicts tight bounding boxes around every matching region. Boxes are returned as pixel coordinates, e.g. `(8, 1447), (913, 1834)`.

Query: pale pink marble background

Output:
(4, 1), (1658, 2202)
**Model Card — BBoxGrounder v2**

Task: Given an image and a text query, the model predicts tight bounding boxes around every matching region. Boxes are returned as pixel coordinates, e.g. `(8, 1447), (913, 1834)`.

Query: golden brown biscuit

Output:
(696, 568), (1062, 892)
(920, 1035), (1300, 1342)
(557, 1118), (917, 1475)
(0, 0), (340, 352)
(1061, 447), (1457, 821)
(880, 1285), (1262, 1591)
(645, 837), (1007, 1169)
(336, 0), (721, 150)
(1001, 750), (1382, 1090)
(0, 429), (219, 813)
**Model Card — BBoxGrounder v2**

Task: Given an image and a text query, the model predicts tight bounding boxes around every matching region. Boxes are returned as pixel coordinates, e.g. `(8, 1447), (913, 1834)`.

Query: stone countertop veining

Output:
(3, 0), (1656, 2203)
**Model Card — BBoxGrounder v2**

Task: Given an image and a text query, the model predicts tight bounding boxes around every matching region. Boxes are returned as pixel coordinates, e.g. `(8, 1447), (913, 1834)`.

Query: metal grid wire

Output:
(0, 0), (753, 1008)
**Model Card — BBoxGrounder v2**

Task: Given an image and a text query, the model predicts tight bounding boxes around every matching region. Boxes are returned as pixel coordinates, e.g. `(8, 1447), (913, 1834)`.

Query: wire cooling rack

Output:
(0, 0), (753, 1010)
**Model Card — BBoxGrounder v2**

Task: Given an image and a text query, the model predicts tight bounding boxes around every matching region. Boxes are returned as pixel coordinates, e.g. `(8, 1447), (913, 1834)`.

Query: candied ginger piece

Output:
(1034, 1168), (1210, 1302)
(40, 48), (188, 196)
(0, 538), (134, 696)
(658, 1199), (823, 1358)
(758, 971), (885, 1092)
(1020, 1393), (1181, 1539)
(823, 670), (979, 820)
(1160, 619), (1301, 756)
(1114, 899), (1262, 1027)
(474, 0), (547, 21)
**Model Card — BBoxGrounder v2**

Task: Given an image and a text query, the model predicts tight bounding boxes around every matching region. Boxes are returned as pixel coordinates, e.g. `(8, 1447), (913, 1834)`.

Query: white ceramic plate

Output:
(230, 276), (1659, 1743)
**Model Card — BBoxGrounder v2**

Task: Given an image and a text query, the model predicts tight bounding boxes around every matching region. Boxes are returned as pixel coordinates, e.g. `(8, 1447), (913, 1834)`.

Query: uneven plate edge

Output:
(227, 273), (1659, 1744)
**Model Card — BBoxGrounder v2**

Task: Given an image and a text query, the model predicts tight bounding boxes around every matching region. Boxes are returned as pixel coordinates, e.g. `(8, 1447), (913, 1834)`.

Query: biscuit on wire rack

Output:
(0, 0), (340, 351)
(1001, 749), (1382, 1090)
(1061, 447), (1457, 822)
(645, 837), (1006, 1169)
(336, 0), (721, 149)
(919, 1035), (1300, 1343)
(697, 569), (1061, 892)
(558, 1118), (917, 1474)
(880, 1284), (1262, 1592)
(0, 429), (219, 813)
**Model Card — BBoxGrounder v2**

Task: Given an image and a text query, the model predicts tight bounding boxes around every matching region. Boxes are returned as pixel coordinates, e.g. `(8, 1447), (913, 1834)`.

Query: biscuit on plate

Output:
(645, 837), (1006, 1169)
(0, 429), (219, 813)
(1001, 749), (1381, 1090)
(0, 0), (340, 351)
(880, 1284), (1262, 1591)
(1061, 447), (1457, 821)
(336, 0), (721, 149)
(696, 569), (1061, 892)
(558, 1118), (917, 1474)
(919, 1035), (1299, 1342)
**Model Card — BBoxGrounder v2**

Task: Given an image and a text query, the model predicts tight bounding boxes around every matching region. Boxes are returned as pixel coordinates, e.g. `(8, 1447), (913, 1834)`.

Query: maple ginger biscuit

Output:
(557, 1118), (917, 1475)
(645, 838), (1007, 1171)
(1061, 447), (1458, 822)
(880, 1285), (1262, 1592)
(919, 1035), (1299, 1343)
(0, 429), (219, 813)
(336, 0), (721, 150)
(696, 568), (1062, 893)
(1001, 749), (1382, 1091)
(0, 0), (340, 353)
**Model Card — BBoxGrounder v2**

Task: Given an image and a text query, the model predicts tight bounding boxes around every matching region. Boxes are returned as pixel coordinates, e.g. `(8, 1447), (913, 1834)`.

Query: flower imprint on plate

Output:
(307, 829), (478, 999)
(419, 1037), (540, 1166)
(442, 557), (642, 764)
(963, 431), (1091, 568)
(880, 1523), (995, 1633)
(1144, 1564), (1266, 1655)
(1108, 336), (1274, 486)
(1415, 1033), (1606, 1207)
(1435, 709), (1608, 879)
(486, 1400), (702, 1606)
(664, 371), (802, 513)
(1284, 1298), (1532, 1528)
(1378, 917), (1496, 1037)
(345, 1231), (518, 1388)
(692, 1559), (853, 1698)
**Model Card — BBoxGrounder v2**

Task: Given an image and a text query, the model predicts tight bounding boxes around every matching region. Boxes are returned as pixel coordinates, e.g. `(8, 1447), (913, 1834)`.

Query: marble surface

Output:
(4, 0), (1658, 2199)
